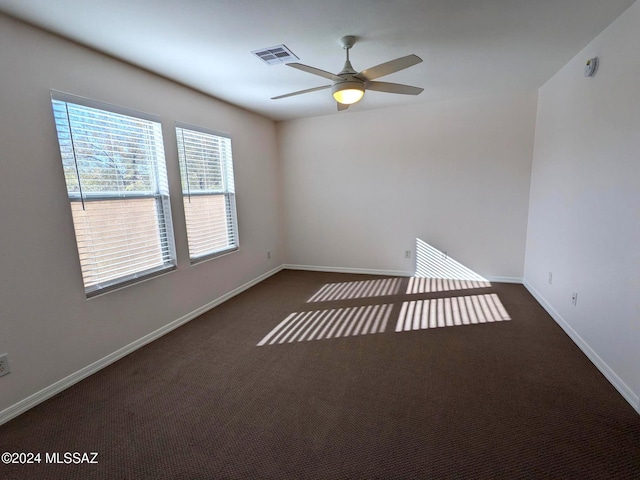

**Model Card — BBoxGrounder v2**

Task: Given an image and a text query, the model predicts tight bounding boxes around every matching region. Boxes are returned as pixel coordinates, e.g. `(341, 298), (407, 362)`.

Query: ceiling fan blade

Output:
(287, 63), (343, 81)
(355, 54), (423, 81)
(366, 81), (424, 95)
(337, 102), (350, 111)
(271, 84), (331, 100)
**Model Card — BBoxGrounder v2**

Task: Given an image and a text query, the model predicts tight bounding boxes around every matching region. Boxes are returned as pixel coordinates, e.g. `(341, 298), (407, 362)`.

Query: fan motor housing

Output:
(331, 79), (364, 95)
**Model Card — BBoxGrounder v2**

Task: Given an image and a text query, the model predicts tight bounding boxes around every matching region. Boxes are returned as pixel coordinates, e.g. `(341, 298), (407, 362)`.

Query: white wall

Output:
(0, 15), (282, 415)
(278, 93), (537, 280)
(524, 1), (640, 410)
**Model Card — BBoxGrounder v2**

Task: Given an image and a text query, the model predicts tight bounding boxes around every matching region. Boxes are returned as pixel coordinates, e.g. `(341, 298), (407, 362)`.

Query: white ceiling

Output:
(0, 0), (635, 121)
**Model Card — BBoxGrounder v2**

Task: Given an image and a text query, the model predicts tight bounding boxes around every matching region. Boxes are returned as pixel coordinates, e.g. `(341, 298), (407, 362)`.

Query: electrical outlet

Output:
(267, 250), (271, 260)
(571, 292), (578, 306)
(0, 353), (10, 377)
(548, 272), (553, 284)
(404, 250), (411, 259)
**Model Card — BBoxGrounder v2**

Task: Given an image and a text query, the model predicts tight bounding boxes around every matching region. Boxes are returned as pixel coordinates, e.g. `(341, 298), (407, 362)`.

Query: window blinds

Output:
(51, 92), (176, 296)
(176, 124), (238, 262)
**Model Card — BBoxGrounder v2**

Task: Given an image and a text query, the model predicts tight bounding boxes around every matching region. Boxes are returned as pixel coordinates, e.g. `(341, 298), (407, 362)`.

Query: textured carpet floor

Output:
(1, 270), (639, 479)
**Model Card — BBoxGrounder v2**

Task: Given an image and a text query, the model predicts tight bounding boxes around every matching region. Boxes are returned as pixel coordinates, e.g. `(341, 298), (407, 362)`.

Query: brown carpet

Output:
(1, 270), (639, 479)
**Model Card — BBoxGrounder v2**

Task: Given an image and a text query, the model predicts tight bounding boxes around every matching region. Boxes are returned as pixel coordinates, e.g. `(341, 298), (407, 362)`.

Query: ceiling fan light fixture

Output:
(272, 35), (423, 109)
(332, 81), (365, 105)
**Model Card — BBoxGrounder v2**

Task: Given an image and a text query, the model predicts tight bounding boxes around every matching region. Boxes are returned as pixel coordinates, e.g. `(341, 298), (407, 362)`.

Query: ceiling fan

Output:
(271, 35), (424, 111)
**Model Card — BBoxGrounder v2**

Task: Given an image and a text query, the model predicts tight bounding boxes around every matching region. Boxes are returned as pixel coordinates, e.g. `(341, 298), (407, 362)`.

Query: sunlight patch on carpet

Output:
(395, 293), (510, 332)
(307, 278), (401, 302)
(406, 276), (491, 294)
(258, 304), (393, 346)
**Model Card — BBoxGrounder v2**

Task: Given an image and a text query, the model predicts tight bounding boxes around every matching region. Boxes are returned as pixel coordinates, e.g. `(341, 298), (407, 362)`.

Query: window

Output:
(51, 92), (176, 297)
(175, 123), (238, 262)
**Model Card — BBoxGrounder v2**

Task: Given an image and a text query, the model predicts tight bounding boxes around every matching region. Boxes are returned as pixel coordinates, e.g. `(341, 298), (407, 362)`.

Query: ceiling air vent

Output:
(251, 45), (299, 66)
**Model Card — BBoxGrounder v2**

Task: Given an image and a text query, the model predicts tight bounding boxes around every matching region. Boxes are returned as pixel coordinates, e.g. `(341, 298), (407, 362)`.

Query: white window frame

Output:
(175, 122), (239, 263)
(51, 91), (176, 297)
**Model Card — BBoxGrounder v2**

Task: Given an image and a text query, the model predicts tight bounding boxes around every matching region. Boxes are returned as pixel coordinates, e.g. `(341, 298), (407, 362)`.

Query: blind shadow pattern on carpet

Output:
(257, 277), (510, 346)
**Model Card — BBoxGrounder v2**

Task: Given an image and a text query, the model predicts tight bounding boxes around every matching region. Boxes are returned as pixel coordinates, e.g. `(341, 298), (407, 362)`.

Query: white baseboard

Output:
(0, 265), (284, 426)
(283, 264), (414, 277)
(283, 264), (522, 285)
(488, 276), (522, 284)
(523, 280), (639, 413)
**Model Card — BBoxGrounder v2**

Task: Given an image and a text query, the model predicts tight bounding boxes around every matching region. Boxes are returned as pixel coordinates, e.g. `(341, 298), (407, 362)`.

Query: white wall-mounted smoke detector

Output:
(584, 57), (599, 77)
